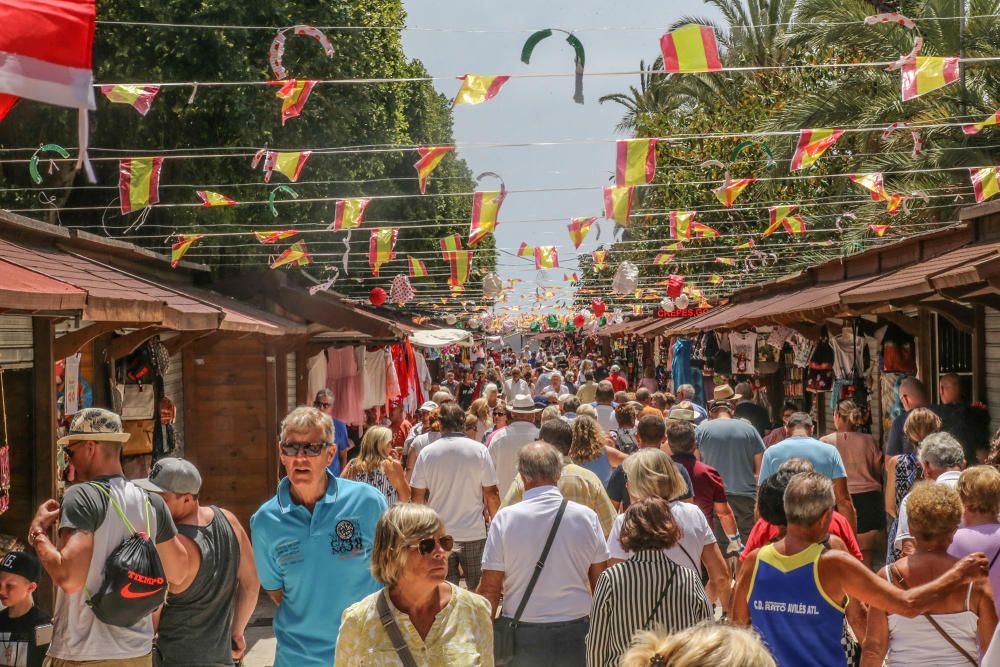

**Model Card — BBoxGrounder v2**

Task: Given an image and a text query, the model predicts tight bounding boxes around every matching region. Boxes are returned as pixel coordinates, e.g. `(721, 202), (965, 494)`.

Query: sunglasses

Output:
(407, 535), (454, 555)
(279, 441), (329, 457)
(61, 443), (82, 459)
(493, 411), (508, 417)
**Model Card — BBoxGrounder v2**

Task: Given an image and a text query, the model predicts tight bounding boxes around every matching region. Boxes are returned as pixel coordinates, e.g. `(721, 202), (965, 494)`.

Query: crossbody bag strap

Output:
(643, 561), (676, 629)
(376, 589), (419, 667)
(888, 563), (977, 666)
(511, 498), (568, 624)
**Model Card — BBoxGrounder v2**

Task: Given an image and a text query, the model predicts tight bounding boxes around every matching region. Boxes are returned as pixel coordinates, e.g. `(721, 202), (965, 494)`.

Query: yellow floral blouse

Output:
(335, 583), (494, 666)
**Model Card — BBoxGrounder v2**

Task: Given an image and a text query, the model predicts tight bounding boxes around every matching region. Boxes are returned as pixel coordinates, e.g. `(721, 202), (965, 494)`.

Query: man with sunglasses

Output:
(313, 390), (350, 477)
(251, 406), (388, 667)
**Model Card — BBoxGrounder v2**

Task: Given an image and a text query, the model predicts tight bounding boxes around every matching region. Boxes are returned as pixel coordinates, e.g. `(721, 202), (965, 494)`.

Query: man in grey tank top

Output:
(136, 459), (260, 666)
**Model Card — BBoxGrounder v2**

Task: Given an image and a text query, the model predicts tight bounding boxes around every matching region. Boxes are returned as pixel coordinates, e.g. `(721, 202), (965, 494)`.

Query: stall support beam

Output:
(973, 305), (986, 404)
(31, 318), (56, 610)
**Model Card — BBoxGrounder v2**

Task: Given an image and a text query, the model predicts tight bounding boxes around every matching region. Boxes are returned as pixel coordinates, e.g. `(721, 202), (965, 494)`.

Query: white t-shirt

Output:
(594, 404), (619, 434)
(504, 378), (530, 398)
(893, 470), (962, 550)
(488, 421), (540, 499)
(607, 500), (716, 573)
(728, 332), (758, 375)
(406, 430), (441, 462)
(482, 486), (609, 623)
(411, 433), (498, 542)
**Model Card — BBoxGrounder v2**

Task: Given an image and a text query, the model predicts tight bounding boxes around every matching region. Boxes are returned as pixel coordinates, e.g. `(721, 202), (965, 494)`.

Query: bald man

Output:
(885, 377), (928, 457)
(931, 373), (991, 464)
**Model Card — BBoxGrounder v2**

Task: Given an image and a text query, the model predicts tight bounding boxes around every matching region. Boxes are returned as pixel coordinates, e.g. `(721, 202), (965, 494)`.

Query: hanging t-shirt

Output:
(790, 334), (816, 368)
(831, 331), (868, 380)
(728, 332), (758, 375)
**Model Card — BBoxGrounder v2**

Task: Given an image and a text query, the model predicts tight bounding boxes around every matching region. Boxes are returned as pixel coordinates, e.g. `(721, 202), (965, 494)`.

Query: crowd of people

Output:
(9, 339), (1000, 667)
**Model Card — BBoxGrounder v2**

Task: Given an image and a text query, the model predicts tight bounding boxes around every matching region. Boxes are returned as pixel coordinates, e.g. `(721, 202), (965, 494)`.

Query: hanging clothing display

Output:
(728, 332), (758, 375)
(831, 330), (868, 379)
(385, 348), (401, 404)
(363, 347), (388, 409)
(326, 346), (364, 424)
(306, 351), (327, 402)
(789, 334), (816, 368)
(413, 351), (432, 400)
(671, 338), (693, 389)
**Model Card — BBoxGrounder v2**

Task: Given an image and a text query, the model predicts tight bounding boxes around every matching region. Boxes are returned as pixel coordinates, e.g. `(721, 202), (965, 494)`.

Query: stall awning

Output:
(409, 328), (473, 348)
(0, 259), (87, 312)
(176, 285), (307, 336)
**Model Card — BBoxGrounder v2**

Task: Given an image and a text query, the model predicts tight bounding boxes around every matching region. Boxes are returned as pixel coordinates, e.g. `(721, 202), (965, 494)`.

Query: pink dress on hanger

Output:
(326, 346), (364, 424)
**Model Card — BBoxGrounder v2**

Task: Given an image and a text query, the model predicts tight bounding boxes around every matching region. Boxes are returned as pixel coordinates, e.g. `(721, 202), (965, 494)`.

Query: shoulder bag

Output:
(376, 589), (419, 667)
(494, 498), (568, 666)
(642, 560), (677, 629)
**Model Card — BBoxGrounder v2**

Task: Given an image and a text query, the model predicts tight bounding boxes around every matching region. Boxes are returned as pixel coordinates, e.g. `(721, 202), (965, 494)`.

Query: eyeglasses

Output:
(61, 443), (82, 459)
(406, 535), (454, 555)
(314, 402), (332, 409)
(279, 441), (329, 457)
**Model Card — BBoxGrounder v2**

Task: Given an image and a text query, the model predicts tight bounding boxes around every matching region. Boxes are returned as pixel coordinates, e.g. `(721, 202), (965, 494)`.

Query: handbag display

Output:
(494, 498), (568, 666)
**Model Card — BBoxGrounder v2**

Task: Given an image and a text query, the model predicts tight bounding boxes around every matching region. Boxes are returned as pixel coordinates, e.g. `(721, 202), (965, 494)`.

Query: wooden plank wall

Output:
(0, 368), (34, 541)
(182, 336), (278, 528)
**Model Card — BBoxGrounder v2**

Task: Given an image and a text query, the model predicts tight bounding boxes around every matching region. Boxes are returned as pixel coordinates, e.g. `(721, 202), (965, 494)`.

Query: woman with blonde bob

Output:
(335, 504), (494, 666)
(569, 414), (627, 485)
(620, 622), (776, 667)
(342, 426), (410, 505)
(607, 448), (732, 609)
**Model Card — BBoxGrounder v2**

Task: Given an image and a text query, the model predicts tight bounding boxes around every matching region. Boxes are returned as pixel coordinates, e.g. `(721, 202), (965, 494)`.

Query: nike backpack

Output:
(85, 483), (168, 627)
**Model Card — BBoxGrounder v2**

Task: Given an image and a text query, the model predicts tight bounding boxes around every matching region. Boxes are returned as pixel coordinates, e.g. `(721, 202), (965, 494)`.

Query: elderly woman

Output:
(570, 415), (628, 485)
(342, 426), (410, 505)
(886, 407), (941, 563)
(620, 623), (776, 667)
(586, 497), (712, 667)
(607, 448), (732, 609)
(948, 466), (1000, 618)
(335, 504), (494, 666)
(862, 482), (997, 666)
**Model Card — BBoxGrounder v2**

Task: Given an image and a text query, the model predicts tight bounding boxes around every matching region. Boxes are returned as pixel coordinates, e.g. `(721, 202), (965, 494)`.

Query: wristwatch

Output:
(27, 527), (46, 546)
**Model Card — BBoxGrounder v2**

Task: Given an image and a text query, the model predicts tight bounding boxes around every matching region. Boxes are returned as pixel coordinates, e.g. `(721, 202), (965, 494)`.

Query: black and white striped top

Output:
(585, 550), (712, 667)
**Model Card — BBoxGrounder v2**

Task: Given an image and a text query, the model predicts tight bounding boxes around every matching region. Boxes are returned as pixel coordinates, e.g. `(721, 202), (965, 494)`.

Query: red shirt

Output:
(740, 511), (863, 561)
(609, 373), (628, 393)
(391, 420), (412, 450)
(672, 453), (727, 524)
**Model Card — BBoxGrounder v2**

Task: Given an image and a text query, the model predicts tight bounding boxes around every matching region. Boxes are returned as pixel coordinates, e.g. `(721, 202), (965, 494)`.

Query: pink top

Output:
(820, 431), (883, 495)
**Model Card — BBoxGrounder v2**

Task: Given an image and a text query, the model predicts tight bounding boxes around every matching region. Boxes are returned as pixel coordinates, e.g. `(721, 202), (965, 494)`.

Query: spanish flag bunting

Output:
(261, 150), (311, 183)
(615, 139), (657, 186)
(970, 167), (1000, 203)
(868, 224), (891, 237)
(562, 272), (579, 281)
(368, 228), (398, 276)
(848, 173), (887, 201)
(654, 252), (675, 266)
(408, 257), (429, 278)
(119, 157), (164, 214)
(453, 75), (510, 107)
(170, 234), (203, 268)
(196, 191), (237, 207)
(440, 234), (463, 256)
(603, 186), (635, 225)
(516, 242), (534, 258)
(763, 205), (806, 237)
(329, 198), (372, 231)
(446, 249), (472, 286)
(901, 56), (959, 101)
(414, 146), (454, 193)
(715, 257), (736, 266)
(669, 211), (717, 241)
(254, 230), (299, 244)
(790, 128), (844, 171)
(660, 24), (723, 73)
(708, 274), (724, 285)
(736, 239), (756, 250)
(270, 241), (312, 269)
(632, 304), (644, 315)
(534, 246), (559, 269)
(271, 79), (317, 125)
(567, 216), (597, 248)
(962, 110), (1000, 135)
(592, 250), (608, 270)
(101, 84), (160, 116)
(712, 178), (755, 207)
(469, 190), (506, 245)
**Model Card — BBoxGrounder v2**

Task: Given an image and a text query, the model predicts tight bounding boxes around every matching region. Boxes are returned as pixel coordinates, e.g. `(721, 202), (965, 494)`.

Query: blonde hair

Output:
(621, 623), (776, 667)
(540, 405), (561, 424)
(464, 413), (479, 433)
(570, 415), (607, 465)
(576, 404), (597, 418)
(280, 406), (333, 444)
(957, 466), (1000, 515)
(468, 398), (491, 424)
(353, 426), (392, 475)
(834, 400), (864, 430)
(621, 447), (687, 502)
(907, 481), (963, 540)
(371, 503), (445, 588)
(903, 407), (941, 446)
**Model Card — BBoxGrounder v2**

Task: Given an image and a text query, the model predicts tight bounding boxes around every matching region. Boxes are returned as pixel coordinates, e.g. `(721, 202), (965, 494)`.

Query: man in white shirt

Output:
(549, 373), (571, 398)
(478, 443), (609, 667)
(504, 367), (530, 399)
(489, 395), (541, 498)
(411, 403), (501, 591)
(894, 432), (966, 556)
(593, 381), (619, 434)
(534, 361), (556, 395)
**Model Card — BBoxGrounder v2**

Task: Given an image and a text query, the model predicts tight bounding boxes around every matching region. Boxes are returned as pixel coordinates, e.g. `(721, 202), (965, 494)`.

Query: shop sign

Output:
(656, 307), (710, 318)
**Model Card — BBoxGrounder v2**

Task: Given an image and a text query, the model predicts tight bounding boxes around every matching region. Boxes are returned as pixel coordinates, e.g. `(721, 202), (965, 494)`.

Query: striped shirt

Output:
(586, 551), (712, 667)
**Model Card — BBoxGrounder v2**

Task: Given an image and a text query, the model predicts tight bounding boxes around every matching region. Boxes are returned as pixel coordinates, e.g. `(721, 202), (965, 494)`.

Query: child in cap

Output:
(0, 550), (51, 667)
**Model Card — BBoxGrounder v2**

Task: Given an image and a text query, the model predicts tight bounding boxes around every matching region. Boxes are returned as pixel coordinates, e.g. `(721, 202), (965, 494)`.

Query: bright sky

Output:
(402, 1), (720, 311)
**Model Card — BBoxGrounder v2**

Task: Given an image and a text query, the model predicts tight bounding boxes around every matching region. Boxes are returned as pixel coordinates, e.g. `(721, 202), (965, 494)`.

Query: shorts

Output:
(851, 490), (885, 534)
(45, 653), (152, 667)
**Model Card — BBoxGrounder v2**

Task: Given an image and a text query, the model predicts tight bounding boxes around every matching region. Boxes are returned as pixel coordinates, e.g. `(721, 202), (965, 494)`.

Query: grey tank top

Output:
(156, 507), (239, 667)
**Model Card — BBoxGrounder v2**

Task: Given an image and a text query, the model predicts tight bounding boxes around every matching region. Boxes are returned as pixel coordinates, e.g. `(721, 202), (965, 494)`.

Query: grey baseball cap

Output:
(134, 457), (202, 495)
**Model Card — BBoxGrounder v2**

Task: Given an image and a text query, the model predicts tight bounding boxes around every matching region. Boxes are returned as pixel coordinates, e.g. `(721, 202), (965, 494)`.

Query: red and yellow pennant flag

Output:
(196, 191), (237, 207)
(868, 224), (891, 237)
(329, 198), (372, 231)
(254, 230), (299, 244)
(368, 228), (398, 276)
(615, 139), (657, 186)
(271, 241), (312, 269)
(260, 150), (311, 183)
(271, 79), (317, 125)
(119, 157), (164, 214)
(567, 216), (597, 248)
(603, 185), (634, 225)
(592, 250), (608, 270)
(660, 24), (723, 73)
(712, 178), (755, 207)
(849, 173), (904, 214)
(901, 56), (959, 101)
(790, 128), (844, 171)
(669, 211), (717, 240)
(736, 239), (755, 250)
(453, 75), (510, 107)
(764, 206), (806, 237)
(715, 257), (736, 266)
(962, 109), (1000, 135)
(446, 249), (472, 286)
(408, 256), (429, 278)
(654, 251), (675, 266)
(970, 167), (1000, 203)
(534, 246), (559, 269)
(101, 84), (160, 116)
(469, 190), (506, 245)
(708, 274), (724, 285)
(441, 234), (463, 257)
(562, 272), (579, 281)
(414, 146), (454, 193)
(170, 234), (203, 268)
(516, 241), (534, 258)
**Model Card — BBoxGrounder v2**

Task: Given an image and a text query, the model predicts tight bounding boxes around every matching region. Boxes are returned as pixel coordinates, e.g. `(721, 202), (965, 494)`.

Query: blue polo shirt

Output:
(326, 418), (350, 477)
(250, 472), (387, 667)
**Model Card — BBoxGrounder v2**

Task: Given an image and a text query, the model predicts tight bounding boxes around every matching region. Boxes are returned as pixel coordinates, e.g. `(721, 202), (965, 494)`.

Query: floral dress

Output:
(886, 452), (922, 564)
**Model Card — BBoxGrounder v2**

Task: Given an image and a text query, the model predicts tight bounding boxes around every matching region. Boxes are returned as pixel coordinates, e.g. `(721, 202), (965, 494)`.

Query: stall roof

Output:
(0, 259), (87, 312)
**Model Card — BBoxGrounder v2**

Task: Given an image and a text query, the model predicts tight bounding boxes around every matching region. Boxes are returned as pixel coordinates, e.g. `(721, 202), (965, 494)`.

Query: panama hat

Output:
(510, 394), (542, 414)
(713, 384), (741, 401)
(57, 408), (131, 445)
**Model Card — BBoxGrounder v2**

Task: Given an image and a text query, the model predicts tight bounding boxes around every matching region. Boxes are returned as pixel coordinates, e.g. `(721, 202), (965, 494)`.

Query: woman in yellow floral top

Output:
(335, 503), (494, 666)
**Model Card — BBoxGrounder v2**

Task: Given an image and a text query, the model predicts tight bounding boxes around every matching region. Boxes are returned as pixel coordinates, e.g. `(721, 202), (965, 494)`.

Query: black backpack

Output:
(613, 429), (639, 455)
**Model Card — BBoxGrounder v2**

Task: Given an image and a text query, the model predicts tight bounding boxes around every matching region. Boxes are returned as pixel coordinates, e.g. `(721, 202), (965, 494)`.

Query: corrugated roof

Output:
(0, 259), (87, 312)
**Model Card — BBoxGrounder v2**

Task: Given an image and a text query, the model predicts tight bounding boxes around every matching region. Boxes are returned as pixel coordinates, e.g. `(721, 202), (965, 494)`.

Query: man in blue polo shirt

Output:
(251, 406), (387, 667)
(314, 389), (351, 476)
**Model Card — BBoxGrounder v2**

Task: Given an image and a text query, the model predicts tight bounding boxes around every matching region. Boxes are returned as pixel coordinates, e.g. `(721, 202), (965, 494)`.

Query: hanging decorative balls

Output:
(591, 298), (606, 317)
(675, 293), (690, 310)
(369, 287), (387, 306)
(573, 313), (586, 328)
(660, 297), (675, 311)
(482, 272), (503, 299)
(666, 274), (685, 298)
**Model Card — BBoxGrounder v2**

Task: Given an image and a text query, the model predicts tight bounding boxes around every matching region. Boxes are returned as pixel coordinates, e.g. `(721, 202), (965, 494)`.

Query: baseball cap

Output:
(0, 551), (41, 583)
(418, 401), (438, 412)
(134, 457), (202, 495)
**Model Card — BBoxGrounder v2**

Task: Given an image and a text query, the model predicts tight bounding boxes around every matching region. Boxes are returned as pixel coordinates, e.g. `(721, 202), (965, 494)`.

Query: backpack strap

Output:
(87, 481), (152, 537)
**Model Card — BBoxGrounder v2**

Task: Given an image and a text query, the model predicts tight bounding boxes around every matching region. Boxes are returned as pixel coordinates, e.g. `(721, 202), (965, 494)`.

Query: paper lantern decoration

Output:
(610, 309), (624, 324)
(591, 299), (606, 317)
(389, 274), (414, 305)
(547, 314), (559, 330)
(369, 287), (387, 306)
(666, 274), (685, 298)
(482, 272), (503, 299)
(574, 313), (586, 328)
(612, 261), (639, 295)
(675, 293), (690, 310)
(660, 297), (674, 311)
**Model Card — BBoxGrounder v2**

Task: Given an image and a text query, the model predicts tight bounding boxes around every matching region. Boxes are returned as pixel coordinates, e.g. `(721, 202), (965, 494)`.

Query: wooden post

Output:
(973, 305), (986, 404)
(264, 344), (279, 489)
(918, 308), (935, 395)
(31, 318), (56, 610)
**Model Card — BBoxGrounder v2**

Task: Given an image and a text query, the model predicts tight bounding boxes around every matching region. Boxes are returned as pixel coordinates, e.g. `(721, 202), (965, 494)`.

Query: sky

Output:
(401, 1), (721, 310)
